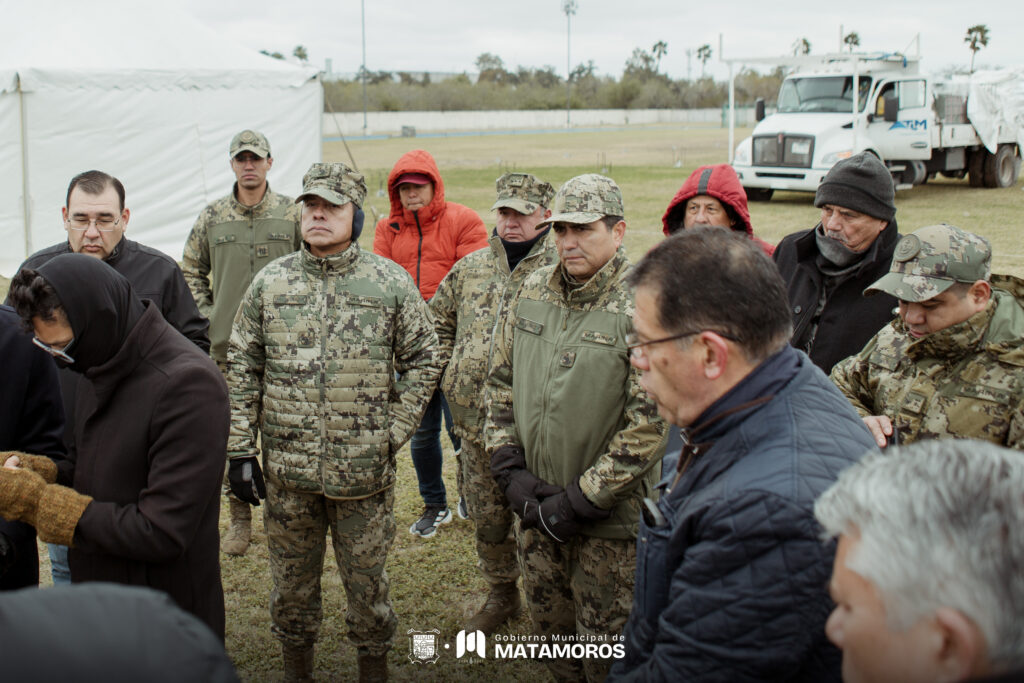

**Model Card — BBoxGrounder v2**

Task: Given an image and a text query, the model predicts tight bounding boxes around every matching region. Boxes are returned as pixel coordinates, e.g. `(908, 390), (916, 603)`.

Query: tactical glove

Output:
(536, 478), (611, 543)
(490, 445), (527, 491)
(228, 457), (266, 506)
(490, 445), (559, 524)
(1, 451), (57, 483)
(0, 468), (91, 547)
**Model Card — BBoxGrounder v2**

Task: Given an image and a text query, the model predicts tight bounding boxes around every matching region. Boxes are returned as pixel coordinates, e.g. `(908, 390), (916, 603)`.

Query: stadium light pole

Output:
(563, 0), (577, 128)
(361, 0), (368, 133)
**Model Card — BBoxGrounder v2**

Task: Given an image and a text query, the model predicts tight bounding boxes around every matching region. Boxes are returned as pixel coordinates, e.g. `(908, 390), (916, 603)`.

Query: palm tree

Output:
(843, 31), (860, 53)
(696, 44), (712, 78)
(792, 37), (811, 56)
(965, 25), (990, 73)
(652, 41), (668, 74)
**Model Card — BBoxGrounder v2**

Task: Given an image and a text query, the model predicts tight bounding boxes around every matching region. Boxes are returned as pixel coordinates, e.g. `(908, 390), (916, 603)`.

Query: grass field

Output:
(16, 123), (1024, 681)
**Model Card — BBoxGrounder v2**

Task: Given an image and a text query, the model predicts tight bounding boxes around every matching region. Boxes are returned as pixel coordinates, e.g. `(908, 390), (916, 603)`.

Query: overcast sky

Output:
(180, 0), (1020, 81)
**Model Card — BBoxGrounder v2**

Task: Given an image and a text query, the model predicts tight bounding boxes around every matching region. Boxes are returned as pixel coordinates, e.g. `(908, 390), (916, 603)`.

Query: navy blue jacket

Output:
(611, 348), (876, 682)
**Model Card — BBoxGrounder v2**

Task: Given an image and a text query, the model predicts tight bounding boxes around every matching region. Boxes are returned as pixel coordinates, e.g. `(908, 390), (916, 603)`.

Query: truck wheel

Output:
(968, 151), (986, 187)
(745, 188), (774, 202)
(984, 145), (1020, 188)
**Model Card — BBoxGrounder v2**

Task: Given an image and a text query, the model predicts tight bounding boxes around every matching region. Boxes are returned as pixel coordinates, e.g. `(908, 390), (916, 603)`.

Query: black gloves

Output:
(491, 445), (558, 522)
(228, 457), (266, 506)
(536, 478), (611, 543)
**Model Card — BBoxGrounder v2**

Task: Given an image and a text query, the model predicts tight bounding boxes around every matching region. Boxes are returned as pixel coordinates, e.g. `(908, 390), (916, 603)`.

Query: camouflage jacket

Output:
(484, 248), (669, 539)
(226, 242), (439, 499)
(183, 184), (301, 362)
(430, 231), (558, 441)
(830, 274), (1024, 448)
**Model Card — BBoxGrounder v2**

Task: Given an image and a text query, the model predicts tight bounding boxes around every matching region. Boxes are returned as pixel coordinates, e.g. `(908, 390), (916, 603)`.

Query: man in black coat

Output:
(610, 229), (876, 682)
(773, 152), (900, 373)
(1, 255), (228, 638)
(0, 305), (65, 589)
(6, 169), (210, 584)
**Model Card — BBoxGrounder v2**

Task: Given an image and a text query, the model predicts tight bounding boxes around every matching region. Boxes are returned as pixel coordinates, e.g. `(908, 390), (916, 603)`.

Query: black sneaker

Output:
(409, 505), (452, 538)
(457, 497), (469, 520)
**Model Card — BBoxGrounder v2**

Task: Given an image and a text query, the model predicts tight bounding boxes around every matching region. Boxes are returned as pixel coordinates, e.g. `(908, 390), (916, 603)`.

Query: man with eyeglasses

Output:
(485, 173), (668, 682)
(773, 152), (901, 374)
(607, 227), (875, 682)
(6, 169), (209, 586)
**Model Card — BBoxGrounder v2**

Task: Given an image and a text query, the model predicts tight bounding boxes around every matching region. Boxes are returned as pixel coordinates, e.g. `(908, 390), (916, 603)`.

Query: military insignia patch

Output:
(895, 234), (922, 262)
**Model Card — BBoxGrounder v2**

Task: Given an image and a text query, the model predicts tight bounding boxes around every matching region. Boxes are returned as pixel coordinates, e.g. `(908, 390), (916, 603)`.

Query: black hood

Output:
(34, 253), (145, 374)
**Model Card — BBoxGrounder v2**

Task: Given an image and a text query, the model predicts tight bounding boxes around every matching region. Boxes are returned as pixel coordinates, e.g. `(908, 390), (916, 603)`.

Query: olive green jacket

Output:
(485, 247), (668, 539)
(830, 274), (1024, 447)
(430, 231), (558, 442)
(226, 242), (439, 499)
(183, 184), (301, 362)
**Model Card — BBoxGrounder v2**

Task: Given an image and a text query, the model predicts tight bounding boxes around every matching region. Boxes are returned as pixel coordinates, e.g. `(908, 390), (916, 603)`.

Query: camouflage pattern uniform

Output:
(226, 162), (439, 655)
(831, 223), (1024, 447)
(430, 173), (558, 586)
(485, 175), (668, 681)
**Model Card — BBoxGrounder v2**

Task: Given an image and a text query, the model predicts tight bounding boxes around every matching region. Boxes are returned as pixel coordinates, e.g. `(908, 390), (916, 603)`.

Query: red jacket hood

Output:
(661, 164), (773, 256)
(386, 149), (446, 227)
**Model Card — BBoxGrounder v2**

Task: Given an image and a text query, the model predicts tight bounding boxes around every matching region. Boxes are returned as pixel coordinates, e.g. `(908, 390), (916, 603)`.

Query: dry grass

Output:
(21, 124), (1024, 681)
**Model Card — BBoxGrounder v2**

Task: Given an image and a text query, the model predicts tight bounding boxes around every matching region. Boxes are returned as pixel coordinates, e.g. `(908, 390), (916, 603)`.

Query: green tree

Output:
(652, 40), (668, 73)
(475, 53), (509, 83)
(792, 37), (811, 56)
(965, 24), (990, 72)
(696, 44), (712, 78)
(843, 31), (860, 53)
(624, 47), (656, 81)
(260, 49), (285, 60)
(292, 45), (308, 64)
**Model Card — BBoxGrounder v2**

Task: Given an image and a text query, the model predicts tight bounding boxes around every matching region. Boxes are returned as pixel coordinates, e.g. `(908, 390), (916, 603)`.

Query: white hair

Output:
(815, 439), (1024, 669)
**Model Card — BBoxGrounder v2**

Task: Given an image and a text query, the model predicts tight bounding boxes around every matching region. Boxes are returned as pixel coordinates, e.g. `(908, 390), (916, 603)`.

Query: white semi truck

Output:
(730, 52), (1023, 200)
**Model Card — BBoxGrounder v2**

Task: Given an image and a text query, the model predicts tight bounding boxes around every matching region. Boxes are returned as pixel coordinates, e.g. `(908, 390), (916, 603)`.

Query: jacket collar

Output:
(487, 229), (553, 275)
(547, 246), (629, 304)
(300, 240), (361, 277)
(84, 302), (160, 396)
(901, 298), (994, 362)
(231, 182), (273, 214)
(796, 218), (899, 275)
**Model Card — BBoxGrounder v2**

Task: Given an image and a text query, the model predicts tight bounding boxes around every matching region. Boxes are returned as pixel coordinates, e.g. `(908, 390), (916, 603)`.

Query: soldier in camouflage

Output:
(831, 223), (1024, 449)
(431, 172), (558, 636)
(225, 162), (439, 682)
(484, 174), (668, 681)
(182, 130), (302, 557)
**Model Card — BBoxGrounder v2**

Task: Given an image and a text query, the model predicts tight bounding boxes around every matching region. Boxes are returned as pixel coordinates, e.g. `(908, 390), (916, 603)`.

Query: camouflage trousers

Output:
(517, 523), (635, 682)
(265, 482), (397, 656)
(458, 438), (519, 584)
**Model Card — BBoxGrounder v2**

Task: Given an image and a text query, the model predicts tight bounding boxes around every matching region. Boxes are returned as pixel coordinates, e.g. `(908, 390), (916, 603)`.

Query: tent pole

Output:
(16, 73), (32, 258)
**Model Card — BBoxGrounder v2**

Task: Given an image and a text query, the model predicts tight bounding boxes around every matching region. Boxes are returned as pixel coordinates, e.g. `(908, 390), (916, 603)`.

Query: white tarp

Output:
(0, 0), (322, 276)
(968, 68), (1024, 154)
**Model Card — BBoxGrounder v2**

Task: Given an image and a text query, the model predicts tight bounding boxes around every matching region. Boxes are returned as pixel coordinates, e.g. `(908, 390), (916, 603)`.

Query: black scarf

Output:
(499, 227), (550, 272)
(34, 253), (145, 374)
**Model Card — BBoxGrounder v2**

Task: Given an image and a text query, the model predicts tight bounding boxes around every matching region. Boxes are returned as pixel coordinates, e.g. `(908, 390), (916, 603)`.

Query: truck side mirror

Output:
(883, 96), (898, 122)
(755, 98), (766, 122)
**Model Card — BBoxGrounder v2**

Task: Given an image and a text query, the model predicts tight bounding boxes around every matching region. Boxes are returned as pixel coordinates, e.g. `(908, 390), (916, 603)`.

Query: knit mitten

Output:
(0, 467), (46, 526)
(35, 485), (92, 547)
(1, 451), (58, 484)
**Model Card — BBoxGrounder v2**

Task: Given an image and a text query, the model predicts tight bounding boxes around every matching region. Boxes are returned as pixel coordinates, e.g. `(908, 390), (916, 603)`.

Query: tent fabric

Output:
(0, 0), (321, 276)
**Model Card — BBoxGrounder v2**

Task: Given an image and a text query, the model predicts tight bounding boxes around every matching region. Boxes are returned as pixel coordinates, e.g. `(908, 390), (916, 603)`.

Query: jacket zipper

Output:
(414, 212), (423, 292)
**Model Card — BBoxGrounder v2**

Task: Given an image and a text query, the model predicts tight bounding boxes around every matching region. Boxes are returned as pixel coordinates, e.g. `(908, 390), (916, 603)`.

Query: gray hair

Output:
(815, 439), (1024, 669)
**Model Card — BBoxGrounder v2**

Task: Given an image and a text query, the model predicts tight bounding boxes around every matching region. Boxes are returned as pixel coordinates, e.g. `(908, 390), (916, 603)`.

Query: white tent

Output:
(0, 0), (322, 276)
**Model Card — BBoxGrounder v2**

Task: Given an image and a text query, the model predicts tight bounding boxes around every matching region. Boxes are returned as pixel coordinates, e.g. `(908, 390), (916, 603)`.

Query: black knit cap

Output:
(814, 152), (896, 222)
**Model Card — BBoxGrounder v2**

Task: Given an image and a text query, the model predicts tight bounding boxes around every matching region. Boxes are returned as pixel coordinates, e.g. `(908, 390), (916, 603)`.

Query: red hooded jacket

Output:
(661, 164), (774, 256)
(373, 149), (488, 300)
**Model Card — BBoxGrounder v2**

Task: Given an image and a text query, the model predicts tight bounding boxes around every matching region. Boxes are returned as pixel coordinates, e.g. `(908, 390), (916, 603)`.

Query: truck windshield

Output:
(777, 76), (873, 113)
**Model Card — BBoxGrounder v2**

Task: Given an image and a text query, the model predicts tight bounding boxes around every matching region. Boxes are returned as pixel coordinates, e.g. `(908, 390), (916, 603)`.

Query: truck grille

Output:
(753, 134), (814, 168)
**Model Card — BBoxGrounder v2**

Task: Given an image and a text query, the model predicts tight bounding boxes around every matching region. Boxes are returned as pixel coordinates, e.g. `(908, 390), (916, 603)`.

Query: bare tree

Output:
(792, 37), (811, 56)
(696, 44), (712, 78)
(652, 41), (668, 74)
(292, 45), (309, 64)
(965, 24), (990, 73)
(260, 49), (285, 60)
(843, 32), (860, 53)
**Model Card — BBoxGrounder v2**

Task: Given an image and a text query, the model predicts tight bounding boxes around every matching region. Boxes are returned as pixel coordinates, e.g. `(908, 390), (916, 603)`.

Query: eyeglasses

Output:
(65, 216), (121, 232)
(626, 329), (740, 359)
(32, 336), (75, 364)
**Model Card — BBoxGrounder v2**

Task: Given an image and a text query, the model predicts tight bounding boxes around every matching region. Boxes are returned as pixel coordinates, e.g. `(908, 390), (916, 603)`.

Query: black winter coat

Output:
(773, 222), (899, 373)
(611, 349), (876, 682)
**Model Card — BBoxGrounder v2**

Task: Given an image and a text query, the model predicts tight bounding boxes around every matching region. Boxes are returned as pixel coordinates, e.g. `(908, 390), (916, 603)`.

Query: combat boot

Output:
(282, 644), (314, 682)
(222, 497), (251, 556)
(465, 582), (521, 636)
(357, 651), (388, 682)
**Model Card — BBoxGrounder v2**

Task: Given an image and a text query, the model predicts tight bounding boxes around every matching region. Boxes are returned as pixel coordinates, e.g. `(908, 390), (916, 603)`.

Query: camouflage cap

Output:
(490, 172), (556, 214)
(539, 173), (624, 226)
(865, 223), (991, 302)
(296, 162), (367, 209)
(230, 130), (271, 158)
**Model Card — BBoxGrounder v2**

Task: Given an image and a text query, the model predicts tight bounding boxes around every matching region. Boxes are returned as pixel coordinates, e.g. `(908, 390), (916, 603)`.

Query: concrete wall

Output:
(323, 107), (759, 137)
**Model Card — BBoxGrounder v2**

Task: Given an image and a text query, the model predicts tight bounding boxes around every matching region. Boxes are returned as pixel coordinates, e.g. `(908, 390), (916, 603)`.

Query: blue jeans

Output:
(410, 389), (461, 507)
(48, 543), (71, 584)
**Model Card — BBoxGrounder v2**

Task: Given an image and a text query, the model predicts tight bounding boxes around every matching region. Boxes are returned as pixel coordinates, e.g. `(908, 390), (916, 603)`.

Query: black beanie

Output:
(814, 152), (896, 222)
